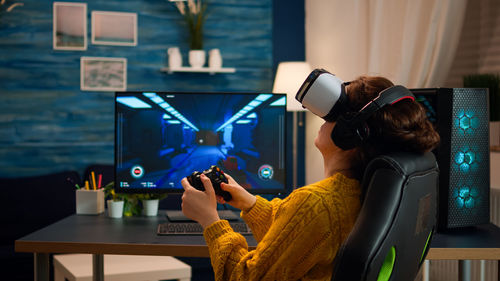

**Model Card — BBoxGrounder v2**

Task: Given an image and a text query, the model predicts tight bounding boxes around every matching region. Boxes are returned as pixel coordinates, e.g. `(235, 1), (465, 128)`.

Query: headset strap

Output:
(354, 85), (415, 122)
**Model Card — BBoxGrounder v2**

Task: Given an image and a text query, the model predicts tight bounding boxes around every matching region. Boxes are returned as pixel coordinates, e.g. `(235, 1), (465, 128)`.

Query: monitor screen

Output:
(114, 92), (287, 194)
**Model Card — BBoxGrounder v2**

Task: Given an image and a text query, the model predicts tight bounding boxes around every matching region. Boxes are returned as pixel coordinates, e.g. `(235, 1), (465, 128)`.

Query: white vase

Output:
(189, 50), (206, 68)
(142, 199), (159, 216)
(107, 200), (124, 218)
(167, 47), (182, 69)
(208, 48), (222, 69)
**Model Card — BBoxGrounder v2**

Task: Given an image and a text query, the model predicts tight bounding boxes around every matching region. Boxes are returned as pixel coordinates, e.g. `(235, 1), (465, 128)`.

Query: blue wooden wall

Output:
(0, 0), (273, 178)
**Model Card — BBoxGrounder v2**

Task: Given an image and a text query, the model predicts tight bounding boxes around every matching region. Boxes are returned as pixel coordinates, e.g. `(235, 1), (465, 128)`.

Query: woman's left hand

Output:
(181, 174), (220, 229)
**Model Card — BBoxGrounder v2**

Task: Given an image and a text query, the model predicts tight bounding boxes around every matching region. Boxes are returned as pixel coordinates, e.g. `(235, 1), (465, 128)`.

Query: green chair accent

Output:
(420, 230), (433, 264)
(377, 246), (396, 281)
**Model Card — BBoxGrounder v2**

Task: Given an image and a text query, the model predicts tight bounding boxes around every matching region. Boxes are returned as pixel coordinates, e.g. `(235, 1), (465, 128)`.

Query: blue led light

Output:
(256, 94), (273, 101)
(151, 96), (164, 104)
(216, 94), (273, 131)
(236, 119), (251, 124)
(144, 95), (199, 131)
(270, 96), (286, 106)
(162, 113), (171, 119)
(455, 109), (478, 135)
(454, 147), (476, 173)
(247, 113), (257, 118)
(143, 92), (157, 98)
(453, 186), (480, 209)
(117, 97), (152, 108)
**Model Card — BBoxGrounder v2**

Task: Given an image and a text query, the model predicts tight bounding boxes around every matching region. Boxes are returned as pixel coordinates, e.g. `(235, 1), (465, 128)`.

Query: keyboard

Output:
(165, 210), (240, 221)
(157, 221), (252, 235)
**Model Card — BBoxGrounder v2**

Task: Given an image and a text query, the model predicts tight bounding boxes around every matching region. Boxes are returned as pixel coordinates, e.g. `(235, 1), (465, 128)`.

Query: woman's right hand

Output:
(218, 174), (256, 212)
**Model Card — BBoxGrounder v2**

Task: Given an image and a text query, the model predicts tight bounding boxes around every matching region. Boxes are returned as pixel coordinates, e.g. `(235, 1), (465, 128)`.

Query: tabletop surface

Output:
(15, 211), (256, 257)
(15, 212), (500, 259)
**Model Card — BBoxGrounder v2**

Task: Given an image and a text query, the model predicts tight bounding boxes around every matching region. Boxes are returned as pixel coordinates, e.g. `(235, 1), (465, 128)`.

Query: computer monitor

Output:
(114, 91), (287, 195)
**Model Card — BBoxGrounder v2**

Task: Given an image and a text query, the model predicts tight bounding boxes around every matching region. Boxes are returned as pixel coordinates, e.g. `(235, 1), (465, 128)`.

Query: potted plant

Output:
(103, 182), (125, 218)
(137, 193), (167, 216)
(173, 0), (208, 68)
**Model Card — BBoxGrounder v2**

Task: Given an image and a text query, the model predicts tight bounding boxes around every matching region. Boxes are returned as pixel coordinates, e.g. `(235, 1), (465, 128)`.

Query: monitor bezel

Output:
(114, 91), (288, 195)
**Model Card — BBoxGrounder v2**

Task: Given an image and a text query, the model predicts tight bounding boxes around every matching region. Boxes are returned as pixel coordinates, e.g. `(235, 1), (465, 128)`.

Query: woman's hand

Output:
(218, 173), (256, 212)
(181, 174), (220, 229)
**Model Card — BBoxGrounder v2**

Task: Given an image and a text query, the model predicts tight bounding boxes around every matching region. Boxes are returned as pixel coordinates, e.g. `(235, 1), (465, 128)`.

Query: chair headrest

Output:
(361, 152), (438, 200)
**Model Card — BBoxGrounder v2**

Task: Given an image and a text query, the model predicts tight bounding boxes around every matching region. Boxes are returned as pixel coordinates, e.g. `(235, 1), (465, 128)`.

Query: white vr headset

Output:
(295, 69), (350, 121)
(295, 69), (416, 150)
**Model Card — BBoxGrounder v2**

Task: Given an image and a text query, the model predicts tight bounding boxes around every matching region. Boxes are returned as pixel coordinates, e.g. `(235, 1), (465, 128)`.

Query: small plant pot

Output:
(107, 200), (124, 218)
(189, 50), (206, 68)
(142, 199), (159, 216)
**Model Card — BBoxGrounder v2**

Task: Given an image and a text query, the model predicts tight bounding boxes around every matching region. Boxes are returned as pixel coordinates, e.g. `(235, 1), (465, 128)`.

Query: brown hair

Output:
(345, 76), (440, 179)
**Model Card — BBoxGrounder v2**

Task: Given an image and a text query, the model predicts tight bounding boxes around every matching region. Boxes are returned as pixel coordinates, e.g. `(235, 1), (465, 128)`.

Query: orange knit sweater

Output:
(203, 173), (361, 281)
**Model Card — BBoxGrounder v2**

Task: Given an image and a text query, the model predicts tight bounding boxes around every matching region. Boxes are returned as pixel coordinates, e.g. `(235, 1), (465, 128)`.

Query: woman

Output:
(181, 75), (440, 280)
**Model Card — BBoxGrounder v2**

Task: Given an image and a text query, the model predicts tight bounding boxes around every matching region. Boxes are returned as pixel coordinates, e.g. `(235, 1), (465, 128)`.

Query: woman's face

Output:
(315, 121), (336, 154)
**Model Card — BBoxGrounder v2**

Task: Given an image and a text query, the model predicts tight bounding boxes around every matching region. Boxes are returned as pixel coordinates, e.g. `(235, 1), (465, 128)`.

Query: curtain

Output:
(305, 0), (467, 87)
(304, 0), (467, 184)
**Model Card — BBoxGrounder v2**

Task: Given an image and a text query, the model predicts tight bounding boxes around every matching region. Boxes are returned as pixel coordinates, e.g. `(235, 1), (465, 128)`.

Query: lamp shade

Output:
(273, 62), (312, 111)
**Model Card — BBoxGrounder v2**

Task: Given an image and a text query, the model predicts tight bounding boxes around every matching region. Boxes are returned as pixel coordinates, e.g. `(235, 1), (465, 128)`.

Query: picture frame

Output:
(80, 57), (127, 92)
(91, 11), (138, 46)
(53, 2), (87, 50)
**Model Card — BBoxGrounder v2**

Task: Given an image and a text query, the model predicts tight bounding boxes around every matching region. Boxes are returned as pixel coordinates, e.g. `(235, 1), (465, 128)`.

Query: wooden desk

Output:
(15, 213), (256, 281)
(429, 224), (500, 260)
(15, 214), (500, 281)
(426, 224), (500, 281)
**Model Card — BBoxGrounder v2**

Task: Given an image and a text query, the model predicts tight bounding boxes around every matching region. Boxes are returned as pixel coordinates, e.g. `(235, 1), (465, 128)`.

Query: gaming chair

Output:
(331, 151), (439, 281)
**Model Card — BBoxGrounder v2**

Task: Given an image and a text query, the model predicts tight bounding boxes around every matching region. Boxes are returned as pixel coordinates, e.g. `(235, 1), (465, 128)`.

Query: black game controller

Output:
(187, 165), (232, 201)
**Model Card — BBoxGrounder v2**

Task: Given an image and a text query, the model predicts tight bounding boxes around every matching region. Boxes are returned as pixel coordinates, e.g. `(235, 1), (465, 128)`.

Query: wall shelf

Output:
(160, 67), (236, 75)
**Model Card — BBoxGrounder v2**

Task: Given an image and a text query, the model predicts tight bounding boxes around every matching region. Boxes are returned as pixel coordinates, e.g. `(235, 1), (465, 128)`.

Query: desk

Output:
(16, 214), (500, 281)
(426, 224), (500, 281)
(15, 213), (256, 281)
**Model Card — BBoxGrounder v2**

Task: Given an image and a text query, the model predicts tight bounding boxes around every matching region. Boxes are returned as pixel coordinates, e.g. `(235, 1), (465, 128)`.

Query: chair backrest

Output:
(331, 152), (439, 281)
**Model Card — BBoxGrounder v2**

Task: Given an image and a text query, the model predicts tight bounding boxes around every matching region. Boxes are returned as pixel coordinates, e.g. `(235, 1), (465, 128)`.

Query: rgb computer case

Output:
(412, 88), (490, 230)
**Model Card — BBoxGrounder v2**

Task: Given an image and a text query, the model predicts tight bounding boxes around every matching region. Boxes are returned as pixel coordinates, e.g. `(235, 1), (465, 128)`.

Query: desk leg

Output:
(422, 260), (430, 281)
(479, 260), (485, 281)
(92, 254), (104, 281)
(458, 260), (472, 281)
(34, 253), (49, 281)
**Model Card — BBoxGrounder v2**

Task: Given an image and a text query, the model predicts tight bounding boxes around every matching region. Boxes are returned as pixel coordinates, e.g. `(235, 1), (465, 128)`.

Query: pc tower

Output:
(412, 88), (490, 230)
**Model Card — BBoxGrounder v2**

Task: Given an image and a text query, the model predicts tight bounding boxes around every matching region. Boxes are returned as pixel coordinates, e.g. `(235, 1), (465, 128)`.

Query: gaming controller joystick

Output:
(187, 165), (232, 201)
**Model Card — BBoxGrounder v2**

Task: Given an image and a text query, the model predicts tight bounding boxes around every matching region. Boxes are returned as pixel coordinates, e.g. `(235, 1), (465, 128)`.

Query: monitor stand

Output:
(165, 210), (240, 222)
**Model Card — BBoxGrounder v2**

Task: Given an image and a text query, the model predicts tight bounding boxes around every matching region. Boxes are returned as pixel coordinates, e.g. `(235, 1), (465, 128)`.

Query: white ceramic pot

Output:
(107, 200), (124, 218)
(142, 199), (159, 216)
(168, 47), (182, 69)
(189, 50), (206, 68)
(208, 48), (222, 69)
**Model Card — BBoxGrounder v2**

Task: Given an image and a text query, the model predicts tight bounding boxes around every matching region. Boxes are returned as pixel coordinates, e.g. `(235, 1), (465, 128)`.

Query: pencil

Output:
(85, 180), (90, 190)
(91, 171), (97, 190)
(98, 174), (102, 189)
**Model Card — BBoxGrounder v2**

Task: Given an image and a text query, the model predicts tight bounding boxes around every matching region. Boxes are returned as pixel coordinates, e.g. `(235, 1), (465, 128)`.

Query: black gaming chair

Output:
(331, 151), (439, 281)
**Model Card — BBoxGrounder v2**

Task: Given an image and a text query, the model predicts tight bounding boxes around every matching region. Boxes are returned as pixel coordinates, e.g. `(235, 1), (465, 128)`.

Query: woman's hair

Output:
(345, 76), (440, 179)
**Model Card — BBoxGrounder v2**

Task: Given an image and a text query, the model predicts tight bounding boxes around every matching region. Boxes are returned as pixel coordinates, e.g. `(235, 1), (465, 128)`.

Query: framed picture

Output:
(53, 2), (87, 50)
(92, 11), (137, 46)
(80, 57), (127, 91)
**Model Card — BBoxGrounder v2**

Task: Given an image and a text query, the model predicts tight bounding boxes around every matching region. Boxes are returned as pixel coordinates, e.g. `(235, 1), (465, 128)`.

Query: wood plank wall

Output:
(0, 0), (273, 178)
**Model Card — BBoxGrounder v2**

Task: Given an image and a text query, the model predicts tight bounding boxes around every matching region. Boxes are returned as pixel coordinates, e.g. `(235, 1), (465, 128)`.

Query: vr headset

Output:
(295, 69), (415, 150)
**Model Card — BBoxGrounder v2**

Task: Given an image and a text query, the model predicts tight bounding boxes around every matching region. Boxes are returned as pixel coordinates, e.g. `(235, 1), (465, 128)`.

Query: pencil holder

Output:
(76, 189), (105, 215)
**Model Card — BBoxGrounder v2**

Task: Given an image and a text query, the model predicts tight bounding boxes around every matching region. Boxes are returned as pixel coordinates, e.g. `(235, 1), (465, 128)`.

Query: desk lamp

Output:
(273, 62), (311, 189)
